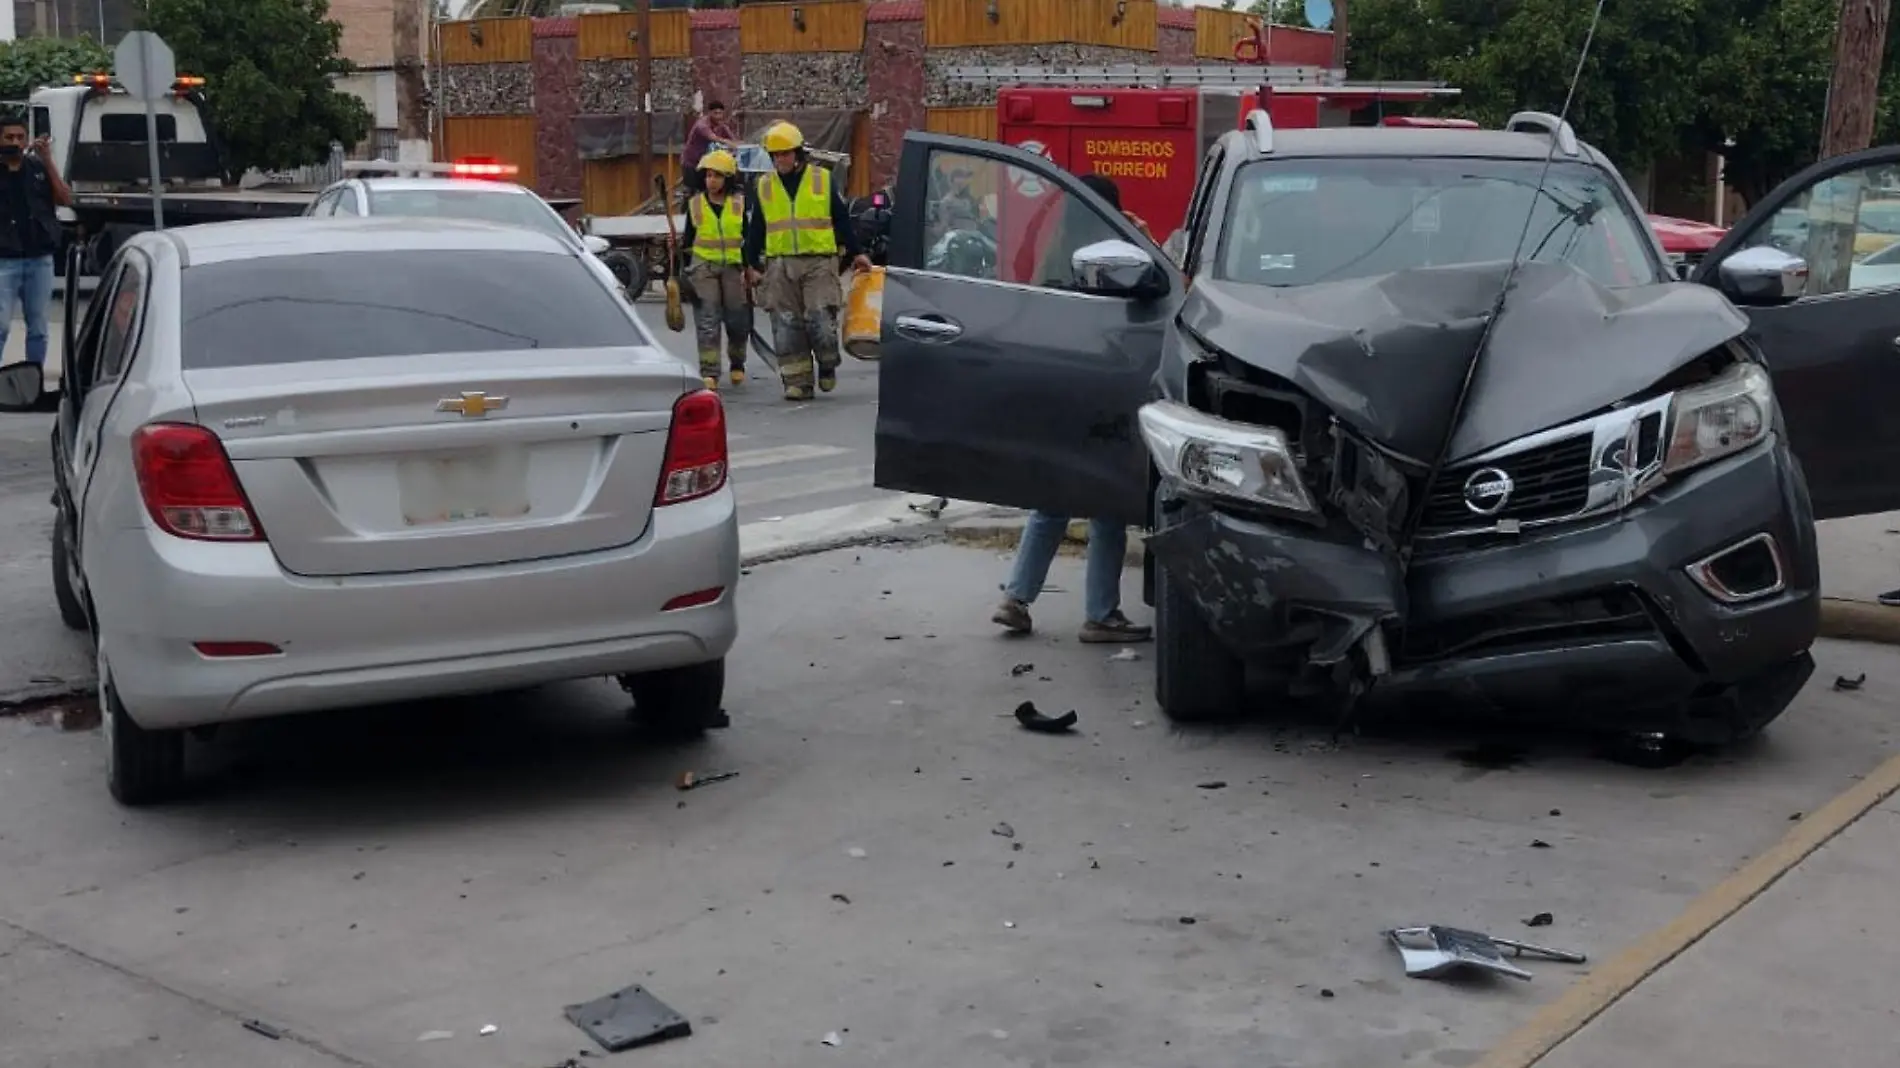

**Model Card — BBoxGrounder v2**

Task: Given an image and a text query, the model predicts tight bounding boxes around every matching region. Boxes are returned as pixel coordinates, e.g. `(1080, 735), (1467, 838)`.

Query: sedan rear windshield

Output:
(181, 250), (637, 369)
(1217, 157), (1658, 289)
(368, 188), (571, 243)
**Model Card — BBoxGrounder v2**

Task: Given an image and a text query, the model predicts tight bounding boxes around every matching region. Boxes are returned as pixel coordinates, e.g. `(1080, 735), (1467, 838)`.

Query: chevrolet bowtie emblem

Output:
(437, 391), (509, 418)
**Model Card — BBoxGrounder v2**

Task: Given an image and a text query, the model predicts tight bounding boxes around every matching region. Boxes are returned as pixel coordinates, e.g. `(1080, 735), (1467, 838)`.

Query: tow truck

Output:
(12, 72), (320, 275)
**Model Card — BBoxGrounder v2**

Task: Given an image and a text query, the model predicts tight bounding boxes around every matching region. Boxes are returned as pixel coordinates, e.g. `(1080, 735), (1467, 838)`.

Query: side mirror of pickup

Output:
(1716, 246), (1808, 306)
(0, 361), (45, 413)
(1072, 239), (1162, 298)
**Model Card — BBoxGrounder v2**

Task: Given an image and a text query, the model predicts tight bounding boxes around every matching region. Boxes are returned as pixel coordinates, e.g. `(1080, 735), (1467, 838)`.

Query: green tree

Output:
(0, 36), (113, 103)
(140, 0), (371, 180)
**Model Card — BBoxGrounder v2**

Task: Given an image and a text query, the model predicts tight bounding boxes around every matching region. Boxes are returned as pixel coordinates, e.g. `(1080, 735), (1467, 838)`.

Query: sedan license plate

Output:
(397, 447), (531, 526)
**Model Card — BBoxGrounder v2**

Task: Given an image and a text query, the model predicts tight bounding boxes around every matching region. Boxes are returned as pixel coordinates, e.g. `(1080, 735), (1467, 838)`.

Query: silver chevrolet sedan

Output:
(0, 217), (739, 806)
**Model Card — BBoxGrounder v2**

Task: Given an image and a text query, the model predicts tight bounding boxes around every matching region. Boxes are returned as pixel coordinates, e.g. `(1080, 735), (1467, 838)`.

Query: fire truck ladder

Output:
(942, 64), (1461, 96)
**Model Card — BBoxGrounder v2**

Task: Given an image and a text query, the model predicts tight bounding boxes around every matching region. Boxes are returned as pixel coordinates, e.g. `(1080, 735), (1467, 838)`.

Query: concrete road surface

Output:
(2, 543), (1898, 1067)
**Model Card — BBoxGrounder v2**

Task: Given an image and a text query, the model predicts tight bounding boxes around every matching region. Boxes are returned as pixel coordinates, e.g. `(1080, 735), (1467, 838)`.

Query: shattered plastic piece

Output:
(1014, 701), (1078, 734)
(417, 1031), (454, 1042)
(242, 1020), (284, 1041)
(822, 1031), (844, 1047)
(1010, 663), (1035, 676)
(992, 822), (1016, 838)
(479, 1024), (499, 1037)
(564, 984), (692, 1053)
(1834, 673), (1867, 692)
(1197, 781), (1229, 790)
(1108, 648), (1141, 662)
(676, 770), (739, 791)
(1385, 926), (1586, 981)
(1523, 912), (1554, 928)
(1530, 839), (1552, 849)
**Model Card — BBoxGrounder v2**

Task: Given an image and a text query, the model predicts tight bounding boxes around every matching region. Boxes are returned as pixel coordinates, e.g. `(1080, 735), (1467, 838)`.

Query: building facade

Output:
(11, 0), (139, 42)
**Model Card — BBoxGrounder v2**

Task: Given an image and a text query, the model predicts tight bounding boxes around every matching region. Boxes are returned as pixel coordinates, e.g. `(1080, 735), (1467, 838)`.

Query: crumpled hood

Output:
(1182, 260), (1750, 462)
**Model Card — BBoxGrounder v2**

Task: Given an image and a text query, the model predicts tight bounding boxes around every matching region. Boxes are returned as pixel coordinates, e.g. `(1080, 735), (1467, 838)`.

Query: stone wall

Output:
(532, 20), (582, 198)
(578, 58), (696, 116)
(441, 63), (535, 116)
(742, 51), (869, 111)
(924, 45), (1152, 107)
(865, 3), (926, 191)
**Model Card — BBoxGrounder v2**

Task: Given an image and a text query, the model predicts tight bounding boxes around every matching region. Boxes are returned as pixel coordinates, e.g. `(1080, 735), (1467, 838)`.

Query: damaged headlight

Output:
(1138, 400), (1316, 514)
(1662, 361), (1773, 476)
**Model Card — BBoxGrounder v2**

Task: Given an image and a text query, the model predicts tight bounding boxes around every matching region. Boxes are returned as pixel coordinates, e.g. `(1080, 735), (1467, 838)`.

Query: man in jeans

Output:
(991, 173), (1153, 645)
(0, 115), (70, 367)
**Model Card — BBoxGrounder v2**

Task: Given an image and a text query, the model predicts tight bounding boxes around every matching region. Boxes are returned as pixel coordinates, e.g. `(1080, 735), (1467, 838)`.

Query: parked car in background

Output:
(1647, 213), (1727, 275)
(0, 217), (738, 806)
(309, 157), (612, 257)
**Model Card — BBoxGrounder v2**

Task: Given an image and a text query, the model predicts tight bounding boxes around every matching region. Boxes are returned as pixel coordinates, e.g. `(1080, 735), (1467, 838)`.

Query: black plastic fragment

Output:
(564, 984), (692, 1053)
(1834, 673), (1867, 692)
(242, 1020), (283, 1040)
(1523, 912), (1554, 928)
(1014, 701), (1077, 734)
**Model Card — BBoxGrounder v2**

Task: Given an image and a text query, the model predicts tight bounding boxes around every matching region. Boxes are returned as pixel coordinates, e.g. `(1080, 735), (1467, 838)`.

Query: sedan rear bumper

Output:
(1147, 438), (1821, 742)
(91, 490), (740, 730)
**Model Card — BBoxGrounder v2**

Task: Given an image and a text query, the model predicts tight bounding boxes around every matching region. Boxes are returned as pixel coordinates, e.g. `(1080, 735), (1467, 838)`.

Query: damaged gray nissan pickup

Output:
(872, 114), (1900, 748)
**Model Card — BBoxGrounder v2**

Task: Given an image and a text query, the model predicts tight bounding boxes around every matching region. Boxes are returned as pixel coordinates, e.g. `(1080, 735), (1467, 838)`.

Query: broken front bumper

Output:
(1146, 437), (1820, 741)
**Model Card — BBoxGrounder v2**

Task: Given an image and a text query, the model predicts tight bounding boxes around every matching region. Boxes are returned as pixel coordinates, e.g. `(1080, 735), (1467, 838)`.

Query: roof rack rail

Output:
(1245, 108), (1274, 154)
(1505, 110), (1579, 157)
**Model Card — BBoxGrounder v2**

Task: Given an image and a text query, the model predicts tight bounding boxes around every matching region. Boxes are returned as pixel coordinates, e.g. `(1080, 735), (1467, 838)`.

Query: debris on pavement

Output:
(909, 496), (948, 518)
(1196, 781), (1228, 790)
(676, 770), (739, 791)
(1385, 926), (1586, 981)
(1319, 988), (1335, 999)
(1108, 648), (1141, 662)
(242, 1020), (284, 1041)
(564, 984), (693, 1053)
(992, 822), (1016, 839)
(1010, 663), (1035, 677)
(822, 1031), (845, 1047)
(1530, 839), (1552, 849)
(417, 1031), (454, 1042)
(831, 893), (852, 904)
(480, 1024), (499, 1037)
(1522, 912), (1554, 927)
(1834, 673), (1867, 692)
(1013, 701), (1077, 734)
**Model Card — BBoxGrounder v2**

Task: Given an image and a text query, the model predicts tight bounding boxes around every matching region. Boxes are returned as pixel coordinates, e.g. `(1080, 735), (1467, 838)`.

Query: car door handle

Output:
(894, 314), (963, 343)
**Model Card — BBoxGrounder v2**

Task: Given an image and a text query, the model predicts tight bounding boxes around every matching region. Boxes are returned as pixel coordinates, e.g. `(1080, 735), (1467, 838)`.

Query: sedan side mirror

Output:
(0, 361), (45, 412)
(584, 234), (611, 256)
(1072, 239), (1159, 297)
(1716, 245), (1808, 306)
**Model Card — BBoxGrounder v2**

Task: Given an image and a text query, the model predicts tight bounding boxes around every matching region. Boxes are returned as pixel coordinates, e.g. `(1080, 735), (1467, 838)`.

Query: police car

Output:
(307, 156), (611, 259)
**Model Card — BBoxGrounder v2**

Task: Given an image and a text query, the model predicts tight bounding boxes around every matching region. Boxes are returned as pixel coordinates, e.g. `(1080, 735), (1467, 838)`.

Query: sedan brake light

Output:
(131, 424), (265, 541)
(655, 390), (728, 506)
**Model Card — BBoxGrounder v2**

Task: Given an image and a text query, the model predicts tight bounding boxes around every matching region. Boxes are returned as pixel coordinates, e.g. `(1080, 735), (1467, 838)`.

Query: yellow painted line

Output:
(1478, 747), (1900, 1068)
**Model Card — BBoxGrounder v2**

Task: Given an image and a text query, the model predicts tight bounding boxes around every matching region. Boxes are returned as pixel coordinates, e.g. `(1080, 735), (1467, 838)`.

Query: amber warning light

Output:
(451, 156), (518, 178)
(74, 72), (206, 94)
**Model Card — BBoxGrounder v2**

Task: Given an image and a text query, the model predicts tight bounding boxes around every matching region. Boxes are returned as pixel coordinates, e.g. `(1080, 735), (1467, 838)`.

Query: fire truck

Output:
(943, 62), (1463, 239)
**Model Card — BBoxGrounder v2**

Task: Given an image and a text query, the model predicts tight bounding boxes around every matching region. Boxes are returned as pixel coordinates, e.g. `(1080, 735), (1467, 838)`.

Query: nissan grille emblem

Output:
(1462, 467), (1515, 516)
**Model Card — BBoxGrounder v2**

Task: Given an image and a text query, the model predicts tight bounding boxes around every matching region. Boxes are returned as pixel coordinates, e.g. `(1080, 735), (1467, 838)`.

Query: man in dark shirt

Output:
(0, 115), (71, 367)
(680, 101), (736, 198)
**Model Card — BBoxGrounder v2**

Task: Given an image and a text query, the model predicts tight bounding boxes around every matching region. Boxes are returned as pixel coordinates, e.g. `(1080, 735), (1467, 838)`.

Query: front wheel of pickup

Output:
(1154, 560), (1246, 723)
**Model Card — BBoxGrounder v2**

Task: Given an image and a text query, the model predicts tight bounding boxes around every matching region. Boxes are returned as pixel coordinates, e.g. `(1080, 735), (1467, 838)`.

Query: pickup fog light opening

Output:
(1662, 362), (1772, 476)
(1685, 532), (1786, 604)
(1137, 400), (1316, 515)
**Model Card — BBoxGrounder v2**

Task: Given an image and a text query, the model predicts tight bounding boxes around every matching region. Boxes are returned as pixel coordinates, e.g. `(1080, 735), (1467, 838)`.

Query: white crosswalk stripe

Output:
(724, 438), (885, 520)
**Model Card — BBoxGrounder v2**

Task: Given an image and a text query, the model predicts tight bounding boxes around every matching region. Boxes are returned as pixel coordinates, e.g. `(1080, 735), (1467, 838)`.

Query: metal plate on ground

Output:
(563, 984), (692, 1052)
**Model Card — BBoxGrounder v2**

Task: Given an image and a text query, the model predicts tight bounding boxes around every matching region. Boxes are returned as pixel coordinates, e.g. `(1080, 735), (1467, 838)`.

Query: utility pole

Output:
(395, 0), (431, 163)
(1808, 0), (1890, 292)
(1330, 0), (1348, 72)
(637, 0), (653, 193)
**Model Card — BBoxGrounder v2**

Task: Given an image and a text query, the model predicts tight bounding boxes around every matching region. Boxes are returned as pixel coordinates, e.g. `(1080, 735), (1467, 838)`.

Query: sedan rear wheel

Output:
(620, 659), (730, 740)
(101, 657), (185, 806)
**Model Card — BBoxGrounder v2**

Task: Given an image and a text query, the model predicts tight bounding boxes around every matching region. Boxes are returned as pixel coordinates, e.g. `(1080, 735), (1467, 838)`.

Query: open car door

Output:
(1693, 145), (1900, 520)
(873, 133), (1182, 527)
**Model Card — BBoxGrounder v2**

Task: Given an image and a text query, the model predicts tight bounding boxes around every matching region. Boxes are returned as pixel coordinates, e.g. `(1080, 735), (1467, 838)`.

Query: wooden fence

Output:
(926, 106), (998, 141)
(924, 0), (1156, 50)
(441, 117), (539, 189)
(741, 0), (866, 53)
(437, 17), (534, 65)
(580, 115), (873, 216)
(576, 10), (693, 60)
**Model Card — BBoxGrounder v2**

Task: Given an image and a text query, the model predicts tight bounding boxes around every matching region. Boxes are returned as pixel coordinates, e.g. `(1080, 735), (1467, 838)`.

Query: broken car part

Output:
(564, 984), (692, 1053)
(1385, 925), (1586, 981)
(676, 769), (739, 790)
(1014, 701), (1078, 733)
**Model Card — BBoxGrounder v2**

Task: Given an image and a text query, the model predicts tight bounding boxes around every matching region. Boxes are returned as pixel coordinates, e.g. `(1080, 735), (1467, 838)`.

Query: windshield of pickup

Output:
(1216, 157), (1658, 288)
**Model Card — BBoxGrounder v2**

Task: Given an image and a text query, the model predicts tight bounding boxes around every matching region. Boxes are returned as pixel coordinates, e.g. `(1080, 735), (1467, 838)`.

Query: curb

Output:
(941, 520), (1146, 567)
(1475, 747), (1900, 1068)
(1816, 597), (1900, 645)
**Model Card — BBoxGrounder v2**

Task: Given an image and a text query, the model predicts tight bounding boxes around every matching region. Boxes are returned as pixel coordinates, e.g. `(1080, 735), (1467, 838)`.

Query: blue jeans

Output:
(1004, 511), (1128, 624)
(0, 255), (54, 365)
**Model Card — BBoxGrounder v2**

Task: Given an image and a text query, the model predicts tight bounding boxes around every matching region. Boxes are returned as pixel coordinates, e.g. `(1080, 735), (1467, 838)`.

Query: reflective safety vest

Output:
(756, 164), (838, 258)
(688, 193), (744, 265)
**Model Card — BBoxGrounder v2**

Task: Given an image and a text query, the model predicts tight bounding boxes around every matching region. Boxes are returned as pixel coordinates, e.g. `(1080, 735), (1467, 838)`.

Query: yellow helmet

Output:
(698, 149), (737, 176)
(761, 121), (805, 154)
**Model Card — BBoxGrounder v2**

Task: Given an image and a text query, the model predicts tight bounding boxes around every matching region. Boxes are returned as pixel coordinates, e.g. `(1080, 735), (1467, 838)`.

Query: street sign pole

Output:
(114, 31), (175, 231)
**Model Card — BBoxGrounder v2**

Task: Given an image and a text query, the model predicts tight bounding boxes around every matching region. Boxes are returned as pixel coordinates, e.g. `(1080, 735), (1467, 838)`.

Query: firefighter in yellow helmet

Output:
(743, 120), (873, 401)
(678, 149), (749, 389)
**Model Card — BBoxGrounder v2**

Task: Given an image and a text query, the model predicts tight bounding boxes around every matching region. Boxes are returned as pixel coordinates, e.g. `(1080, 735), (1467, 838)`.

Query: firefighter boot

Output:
(697, 349), (721, 392)
(811, 307), (842, 393)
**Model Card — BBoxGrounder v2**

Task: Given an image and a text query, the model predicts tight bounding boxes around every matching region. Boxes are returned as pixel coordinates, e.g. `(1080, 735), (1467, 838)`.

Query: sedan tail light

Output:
(132, 424), (265, 541)
(655, 390), (728, 506)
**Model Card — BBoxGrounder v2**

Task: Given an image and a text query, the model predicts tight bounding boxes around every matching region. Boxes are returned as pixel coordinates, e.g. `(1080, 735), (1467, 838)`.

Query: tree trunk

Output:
(1808, 0), (1890, 292)
(395, 0), (431, 164)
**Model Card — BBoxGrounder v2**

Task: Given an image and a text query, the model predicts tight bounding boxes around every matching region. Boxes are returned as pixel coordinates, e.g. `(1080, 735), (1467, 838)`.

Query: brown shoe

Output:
(992, 597), (1032, 635)
(1079, 611), (1153, 644)
(784, 386), (812, 401)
